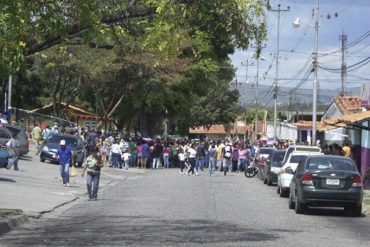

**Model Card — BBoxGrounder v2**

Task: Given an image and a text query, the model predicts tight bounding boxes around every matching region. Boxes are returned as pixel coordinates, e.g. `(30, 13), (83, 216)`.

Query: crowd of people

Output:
(28, 123), (364, 199)
(31, 124), (358, 176)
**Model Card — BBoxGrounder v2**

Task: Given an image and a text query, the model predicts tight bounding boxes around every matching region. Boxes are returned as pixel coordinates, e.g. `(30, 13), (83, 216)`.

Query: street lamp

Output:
(293, 0), (320, 146)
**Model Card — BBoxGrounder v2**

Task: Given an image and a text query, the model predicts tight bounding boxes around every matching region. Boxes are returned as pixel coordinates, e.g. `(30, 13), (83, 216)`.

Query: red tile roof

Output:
(335, 96), (362, 115)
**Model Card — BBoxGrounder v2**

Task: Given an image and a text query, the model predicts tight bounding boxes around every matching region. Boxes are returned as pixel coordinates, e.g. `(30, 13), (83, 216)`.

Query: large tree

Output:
(1, 0), (270, 134)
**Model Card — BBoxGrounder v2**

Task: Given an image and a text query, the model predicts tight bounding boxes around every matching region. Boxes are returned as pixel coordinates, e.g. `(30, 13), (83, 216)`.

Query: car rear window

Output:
(306, 157), (357, 171)
(290, 155), (307, 163)
(4, 126), (27, 139)
(259, 149), (274, 155)
(272, 151), (285, 162)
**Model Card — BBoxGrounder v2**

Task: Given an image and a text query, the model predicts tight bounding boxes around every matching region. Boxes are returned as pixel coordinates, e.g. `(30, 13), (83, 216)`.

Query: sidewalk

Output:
(363, 190), (370, 214)
(0, 147), (134, 235)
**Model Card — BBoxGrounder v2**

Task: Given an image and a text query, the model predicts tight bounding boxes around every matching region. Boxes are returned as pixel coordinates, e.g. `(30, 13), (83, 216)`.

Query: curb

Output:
(0, 213), (29, 236)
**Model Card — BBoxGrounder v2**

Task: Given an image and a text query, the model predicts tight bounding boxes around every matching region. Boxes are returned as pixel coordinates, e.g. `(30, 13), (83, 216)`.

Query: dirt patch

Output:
(0, 209), (23, 220)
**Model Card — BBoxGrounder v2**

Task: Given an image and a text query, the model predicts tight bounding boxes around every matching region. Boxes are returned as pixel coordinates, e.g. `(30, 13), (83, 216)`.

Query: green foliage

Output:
(3, 0), (270, 135)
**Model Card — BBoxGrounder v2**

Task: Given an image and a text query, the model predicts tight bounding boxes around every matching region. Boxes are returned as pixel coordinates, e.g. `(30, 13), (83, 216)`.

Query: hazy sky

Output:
(230, 0), (370, 103)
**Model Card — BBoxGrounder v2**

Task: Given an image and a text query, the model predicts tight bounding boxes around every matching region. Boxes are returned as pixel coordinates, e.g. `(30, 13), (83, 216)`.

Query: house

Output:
(320, 96), (362, 144)
(189, 120), (254, 141)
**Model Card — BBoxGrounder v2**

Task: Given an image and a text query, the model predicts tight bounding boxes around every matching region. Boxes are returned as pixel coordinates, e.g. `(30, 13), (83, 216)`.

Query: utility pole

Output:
(340, 32), (347, 96)
(241, 58), (254, 105)
(312, 0), (320, 146)
(241, 58), (254, 142)
(270, 4), (290, 143)
(251, 43), (266, 142)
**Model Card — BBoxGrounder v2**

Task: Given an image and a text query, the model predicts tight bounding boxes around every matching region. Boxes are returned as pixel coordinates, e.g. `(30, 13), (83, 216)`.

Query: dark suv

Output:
(0, 126), (30, 156)
(289, 155), (363, 216)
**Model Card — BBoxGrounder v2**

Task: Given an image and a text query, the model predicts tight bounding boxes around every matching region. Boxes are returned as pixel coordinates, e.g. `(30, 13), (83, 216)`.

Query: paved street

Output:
(1, 156), (370, 247)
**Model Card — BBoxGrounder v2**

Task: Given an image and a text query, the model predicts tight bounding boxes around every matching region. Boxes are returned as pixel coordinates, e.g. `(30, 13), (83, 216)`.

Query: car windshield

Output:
(290, 155), (307, 163)
(272, 151), (285, 162)
(306, 157), (357, 171)
(49, 136), (77, 146)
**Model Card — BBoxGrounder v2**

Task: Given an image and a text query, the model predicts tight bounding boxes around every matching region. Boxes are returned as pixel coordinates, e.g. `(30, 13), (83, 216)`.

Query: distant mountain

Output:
(236, 83), (361, 107)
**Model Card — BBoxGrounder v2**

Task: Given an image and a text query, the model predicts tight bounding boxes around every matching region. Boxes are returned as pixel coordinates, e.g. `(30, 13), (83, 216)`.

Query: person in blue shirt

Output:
(56, 139), (72, 187)
(142, 141), (150, 169)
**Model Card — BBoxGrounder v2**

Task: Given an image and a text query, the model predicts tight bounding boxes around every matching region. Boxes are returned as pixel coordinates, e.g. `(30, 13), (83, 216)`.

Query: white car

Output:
(277, 151), (323, 197)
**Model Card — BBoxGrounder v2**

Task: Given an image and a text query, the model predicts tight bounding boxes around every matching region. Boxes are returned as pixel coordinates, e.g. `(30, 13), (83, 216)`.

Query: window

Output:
(306, 157), (357, 171)
(290, 155), (307, 163)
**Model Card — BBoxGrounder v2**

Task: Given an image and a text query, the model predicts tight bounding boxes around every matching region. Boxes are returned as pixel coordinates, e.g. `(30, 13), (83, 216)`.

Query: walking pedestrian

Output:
(163, 144), (171, 168)
(238, 143), (247, 172)
(110, 140), (122, 168)
(136, 141), (144, 168)
(6, 133), (20, 171)
(122, 150), (131, 170)
(232, 143), (239, 172)
(222, 140), (233, 176)
(216, 140), (224, 172)
(178, 148), (186, 174)
(186, 143), (197, 175)
(195, 141), (205, 172)
(152, 139), (163, 169)
(209, 142), (217, 176)
(36, 125), (52, 155)
(81, 147), (103, 201)
(142, 140), (149, 168)
(31, 125), (42, 149)
(56, 139), (72, 187)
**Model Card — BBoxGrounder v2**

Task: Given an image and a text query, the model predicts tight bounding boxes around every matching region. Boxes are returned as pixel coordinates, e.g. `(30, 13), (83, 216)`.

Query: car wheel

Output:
(351, 204), (362, 217)
(40, 158), (45, 162)
(280, 188), (286, 198)
(288, 192), (294, 209)
(267, 178), (272, 186)
(294, 193), (305, 214)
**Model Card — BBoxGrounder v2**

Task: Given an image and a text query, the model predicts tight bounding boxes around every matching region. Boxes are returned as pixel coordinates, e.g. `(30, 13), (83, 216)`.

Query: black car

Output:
(40, 134), (85, 166)
(289, 155), (363, 216)
(263, 149), (286, 185)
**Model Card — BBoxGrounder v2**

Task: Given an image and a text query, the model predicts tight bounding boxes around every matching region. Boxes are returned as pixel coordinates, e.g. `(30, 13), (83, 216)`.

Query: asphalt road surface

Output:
(1, 168), (370, 246)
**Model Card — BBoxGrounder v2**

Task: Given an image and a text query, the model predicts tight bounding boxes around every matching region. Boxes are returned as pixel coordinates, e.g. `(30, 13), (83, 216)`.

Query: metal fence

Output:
(9, 107), (76, 130)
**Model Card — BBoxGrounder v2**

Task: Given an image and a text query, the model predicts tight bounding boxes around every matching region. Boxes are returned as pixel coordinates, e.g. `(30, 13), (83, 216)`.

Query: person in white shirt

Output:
(178, 149), (186, 174)
(122, 151), (131, 170)
(110, 140), (122, 168)
(186, 143), (197, 176)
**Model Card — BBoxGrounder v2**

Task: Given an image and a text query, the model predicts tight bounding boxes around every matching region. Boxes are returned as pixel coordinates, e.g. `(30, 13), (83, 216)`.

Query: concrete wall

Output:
(265, 121), (297, 141)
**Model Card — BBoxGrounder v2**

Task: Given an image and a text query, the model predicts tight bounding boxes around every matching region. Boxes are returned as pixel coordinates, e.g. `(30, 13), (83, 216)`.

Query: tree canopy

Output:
(0, 0), (270, 135)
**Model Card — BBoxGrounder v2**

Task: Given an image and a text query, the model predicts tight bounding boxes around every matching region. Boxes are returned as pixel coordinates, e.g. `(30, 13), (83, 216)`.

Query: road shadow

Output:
(0, 177), (16, 183)
(304, 207), (366, 218)
(0, 215), (289, 246)
(19, 156), (32, 161)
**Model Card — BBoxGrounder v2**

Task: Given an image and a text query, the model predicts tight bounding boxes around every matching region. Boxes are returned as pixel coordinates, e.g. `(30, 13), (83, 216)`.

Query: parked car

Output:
(40, 134), (85, 166)
(277, 151), (323, 197)
(289, 155), (363, 216)
(0, 124), (29, 156)
(263, 149), (286, 185)
(254, 147), (275, 180)
(2, 124), (29, 156)
(0, 146), (10, 168)
(282, 145), (321, 167)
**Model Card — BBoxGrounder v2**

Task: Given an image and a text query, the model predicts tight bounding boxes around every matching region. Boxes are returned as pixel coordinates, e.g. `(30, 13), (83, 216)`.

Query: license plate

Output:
(326, 178), (340, 185)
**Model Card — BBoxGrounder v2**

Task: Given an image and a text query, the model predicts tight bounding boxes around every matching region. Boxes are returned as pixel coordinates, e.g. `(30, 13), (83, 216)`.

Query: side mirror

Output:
(285, 168), (294, 174)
